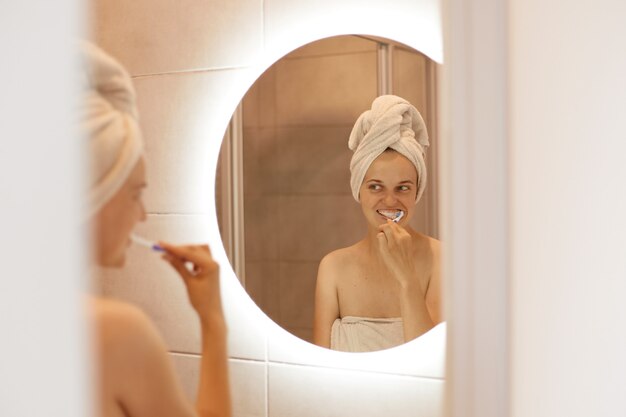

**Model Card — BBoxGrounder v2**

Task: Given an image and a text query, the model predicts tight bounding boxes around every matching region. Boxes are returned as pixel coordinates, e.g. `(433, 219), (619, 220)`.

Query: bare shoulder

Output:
(89, 297), (163, 355)
(426, 235), (442, 258)
(411, 231), (440, 253)
(409, 232), (441, 270)
(90, 298), (151, 331)
(319, 243), (361, 276)
(320, 245), (355, 268)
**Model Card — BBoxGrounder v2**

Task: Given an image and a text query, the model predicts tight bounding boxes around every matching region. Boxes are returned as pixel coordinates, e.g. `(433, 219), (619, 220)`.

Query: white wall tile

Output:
(170, 354), (267, 417)
(268, 363), (443, 417)
(229, 359), (268, 417)
(263, 0), (442, 64)
(222, 276), (268, 361)
(91, 0), (263, 76)
(133, 68), (254, 214)
(169, 353), (201, 401)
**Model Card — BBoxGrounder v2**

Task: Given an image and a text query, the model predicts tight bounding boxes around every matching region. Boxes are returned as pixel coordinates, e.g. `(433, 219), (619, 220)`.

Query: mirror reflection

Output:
(216, 35), (441, 352)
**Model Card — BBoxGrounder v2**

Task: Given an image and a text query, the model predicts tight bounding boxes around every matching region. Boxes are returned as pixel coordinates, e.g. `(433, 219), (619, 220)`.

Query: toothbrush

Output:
(131, 234), (198, 273)
(392, 210), (405, 223)
(130, 234), (165, 252)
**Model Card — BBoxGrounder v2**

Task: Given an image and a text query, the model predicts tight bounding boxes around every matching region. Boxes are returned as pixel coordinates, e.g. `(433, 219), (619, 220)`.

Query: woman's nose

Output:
(383, 192), (397, 205)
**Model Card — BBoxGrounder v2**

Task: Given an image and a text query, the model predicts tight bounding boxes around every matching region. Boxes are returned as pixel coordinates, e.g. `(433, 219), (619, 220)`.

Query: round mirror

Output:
(216, 35), (441, 351)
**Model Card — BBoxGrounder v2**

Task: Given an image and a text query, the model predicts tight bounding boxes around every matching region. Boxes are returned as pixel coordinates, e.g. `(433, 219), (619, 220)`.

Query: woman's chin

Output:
(99, 250), (127, 268)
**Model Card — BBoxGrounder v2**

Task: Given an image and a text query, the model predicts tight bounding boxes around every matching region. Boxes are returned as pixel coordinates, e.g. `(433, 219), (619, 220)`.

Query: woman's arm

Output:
(160, 243), (232, 417)
(312, 254), (340, 348)
(376, 221), (434, 342)
(424, 239), (443, 324)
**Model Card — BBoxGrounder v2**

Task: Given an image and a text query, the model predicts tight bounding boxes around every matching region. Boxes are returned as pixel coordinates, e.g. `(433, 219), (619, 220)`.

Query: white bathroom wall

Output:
(509, 1), (626, 416)
(443, 1), (626, 417)
(92, 1), (444, 417)
(0, 2), (88, 417)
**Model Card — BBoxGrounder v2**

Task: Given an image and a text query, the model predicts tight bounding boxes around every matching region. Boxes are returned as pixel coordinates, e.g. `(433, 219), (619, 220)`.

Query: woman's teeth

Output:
(377, 209), (404, 221)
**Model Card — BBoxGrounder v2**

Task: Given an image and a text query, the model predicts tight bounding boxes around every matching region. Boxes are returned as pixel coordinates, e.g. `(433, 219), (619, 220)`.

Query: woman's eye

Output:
(398, 185), (410, 192)
(369, 184), (382, 191)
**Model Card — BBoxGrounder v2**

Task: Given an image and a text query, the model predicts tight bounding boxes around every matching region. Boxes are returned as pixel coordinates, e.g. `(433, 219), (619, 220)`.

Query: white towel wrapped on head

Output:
(348, 95), (429, 203)
(79, 41), (144, 217)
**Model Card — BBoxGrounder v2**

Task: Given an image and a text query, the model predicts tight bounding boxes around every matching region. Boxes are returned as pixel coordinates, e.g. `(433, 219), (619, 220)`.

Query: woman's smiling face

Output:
(359, 150), (418, 228)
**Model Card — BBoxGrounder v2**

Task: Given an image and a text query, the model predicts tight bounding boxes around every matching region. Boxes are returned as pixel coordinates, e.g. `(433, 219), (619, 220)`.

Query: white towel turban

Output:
(79, 41), (143, 217)
(348, 95), (429, 203)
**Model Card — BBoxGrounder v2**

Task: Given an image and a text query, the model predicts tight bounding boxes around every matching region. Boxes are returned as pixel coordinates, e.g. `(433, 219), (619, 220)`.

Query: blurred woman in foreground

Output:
(81, 41), (231, 417)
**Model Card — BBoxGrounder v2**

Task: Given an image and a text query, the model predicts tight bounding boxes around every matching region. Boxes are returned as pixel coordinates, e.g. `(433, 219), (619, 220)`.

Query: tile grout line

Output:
(265, 359), (444, 381)
(131, 65), (251, 79)
(169, 350), (267, 365)
(146, 212), (213, 216)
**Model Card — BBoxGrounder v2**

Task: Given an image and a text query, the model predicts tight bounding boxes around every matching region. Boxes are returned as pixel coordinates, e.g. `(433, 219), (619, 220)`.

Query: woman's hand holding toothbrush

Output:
(376, 220), (433, 341)
(158, 242), (225, 327)
(376, 220), (421, 291)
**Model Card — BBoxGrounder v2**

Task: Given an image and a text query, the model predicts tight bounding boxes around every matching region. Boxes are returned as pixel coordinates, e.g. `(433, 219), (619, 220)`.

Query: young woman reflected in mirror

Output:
(82, 42), (231, 417)
(313, 95), (442, 353)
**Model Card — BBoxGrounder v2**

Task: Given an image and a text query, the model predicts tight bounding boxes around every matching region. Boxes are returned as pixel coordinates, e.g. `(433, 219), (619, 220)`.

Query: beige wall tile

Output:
(268, 363), (444, 417)
(243, 194), (280, 261)
(245, 261), (281, 323)
(243, 126), (353, 197)
(242, 127), (295, 196)
(278, 262), (318, 330)
(277, 126), (353, 195)
(277, 195), (366, 261)
(91, 0), (263, 76)
(274, 51), (377, 126)
(170, 354), (267, 417)
(133, 69), (249, 214)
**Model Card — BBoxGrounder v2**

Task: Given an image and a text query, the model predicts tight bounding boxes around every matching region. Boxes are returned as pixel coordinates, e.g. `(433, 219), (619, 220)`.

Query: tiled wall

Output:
(91, 1), (444, 416)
